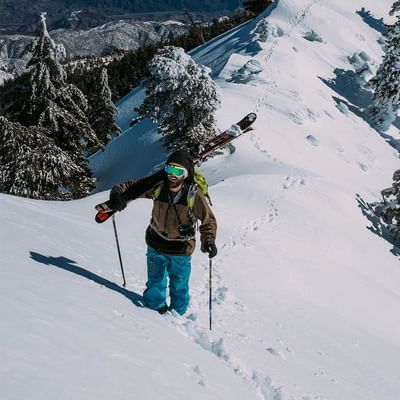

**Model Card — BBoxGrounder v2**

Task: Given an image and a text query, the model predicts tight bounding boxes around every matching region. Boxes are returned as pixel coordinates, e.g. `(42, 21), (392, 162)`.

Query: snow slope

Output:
(2, 1), (400, 399)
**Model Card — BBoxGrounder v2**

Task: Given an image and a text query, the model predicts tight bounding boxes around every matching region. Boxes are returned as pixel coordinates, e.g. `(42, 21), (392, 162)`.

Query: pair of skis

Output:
(95, 112), (257, 223)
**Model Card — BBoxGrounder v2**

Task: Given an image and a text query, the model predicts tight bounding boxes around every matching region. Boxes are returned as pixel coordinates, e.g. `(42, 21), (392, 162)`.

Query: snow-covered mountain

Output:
(0, 20), (189, 84)
(2, 1), (400, 400)
(0, 0), (241, 34)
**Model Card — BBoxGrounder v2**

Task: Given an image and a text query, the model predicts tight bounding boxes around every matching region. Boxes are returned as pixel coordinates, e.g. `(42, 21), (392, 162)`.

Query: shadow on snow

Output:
(29, 251), (143, 307)
(319, 69), (400, 152)
(320, 68), (372, 109)
(324, 67), (400, 257)
(190, 1), (278, 77)
(356, 8), (387, 35)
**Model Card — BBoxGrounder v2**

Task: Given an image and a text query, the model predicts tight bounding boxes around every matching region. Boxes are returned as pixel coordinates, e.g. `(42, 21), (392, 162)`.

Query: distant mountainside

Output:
(0, 20), (189, 84)
(0, 0), (242, 34)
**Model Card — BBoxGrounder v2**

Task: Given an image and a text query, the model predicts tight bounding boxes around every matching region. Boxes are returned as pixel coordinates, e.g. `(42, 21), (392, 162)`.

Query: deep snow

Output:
(2, 1), (400, 399)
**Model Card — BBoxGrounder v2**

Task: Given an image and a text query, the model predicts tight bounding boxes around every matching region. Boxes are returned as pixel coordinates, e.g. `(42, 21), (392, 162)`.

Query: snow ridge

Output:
(253, 0), (321, 114)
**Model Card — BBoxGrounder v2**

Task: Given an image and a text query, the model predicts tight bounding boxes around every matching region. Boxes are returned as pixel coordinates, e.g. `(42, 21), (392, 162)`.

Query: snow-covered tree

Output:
(22, 13), (99, 196)
(379, 169), (400, 242)
(136, 46), (221, 152)
(88, 68), (121, 151)
(27, 12), (66, 109)
(37, 83), (99, 159)
(368, 4), (400, 131)
(29, 14), (99, 152)
(390, 1), (400, 15)
(0, 117), (95, 200)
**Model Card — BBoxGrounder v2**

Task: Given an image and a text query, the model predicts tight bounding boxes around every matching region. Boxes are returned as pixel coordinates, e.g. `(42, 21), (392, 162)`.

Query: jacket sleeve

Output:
(192, 191), (217, 248)
(112, 170), (165, 201)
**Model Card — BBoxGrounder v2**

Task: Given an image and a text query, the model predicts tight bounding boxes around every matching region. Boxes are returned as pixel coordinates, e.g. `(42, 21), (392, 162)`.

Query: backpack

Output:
(192, 169), (212, 207)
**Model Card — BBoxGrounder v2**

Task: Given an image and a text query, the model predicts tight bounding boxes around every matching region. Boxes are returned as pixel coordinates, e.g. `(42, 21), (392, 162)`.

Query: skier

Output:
(108, 150), (217, 315)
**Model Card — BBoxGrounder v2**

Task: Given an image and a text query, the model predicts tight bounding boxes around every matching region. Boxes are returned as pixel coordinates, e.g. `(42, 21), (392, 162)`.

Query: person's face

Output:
(165, 163), (187, 188)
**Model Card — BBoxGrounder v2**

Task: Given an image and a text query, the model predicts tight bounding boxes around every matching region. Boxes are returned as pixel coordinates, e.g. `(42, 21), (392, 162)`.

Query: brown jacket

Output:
(115, 177), (217, 256)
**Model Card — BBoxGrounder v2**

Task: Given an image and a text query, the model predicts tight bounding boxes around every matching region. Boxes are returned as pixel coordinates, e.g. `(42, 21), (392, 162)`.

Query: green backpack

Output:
(192, 169), (212, 206)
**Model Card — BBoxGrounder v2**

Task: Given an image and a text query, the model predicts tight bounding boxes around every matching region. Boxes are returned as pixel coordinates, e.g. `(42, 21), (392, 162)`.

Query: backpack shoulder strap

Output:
(187, 183), (198, 211)
(152, 181), (164, 200)
(153, 181), (200, 213)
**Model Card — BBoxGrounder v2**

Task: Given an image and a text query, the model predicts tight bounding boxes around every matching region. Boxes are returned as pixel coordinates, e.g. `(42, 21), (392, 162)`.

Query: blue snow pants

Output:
(143, 247), (191, 315)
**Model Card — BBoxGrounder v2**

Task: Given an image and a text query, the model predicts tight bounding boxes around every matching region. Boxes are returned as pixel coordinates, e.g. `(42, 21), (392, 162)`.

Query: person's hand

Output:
(202, 240), (217, 258)
(109, 189), (127, 211)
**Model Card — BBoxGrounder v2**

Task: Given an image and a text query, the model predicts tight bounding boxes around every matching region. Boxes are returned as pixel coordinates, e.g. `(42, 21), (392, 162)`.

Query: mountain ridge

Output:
(0, 20), (189, 84)
(0, 0), (242, 34)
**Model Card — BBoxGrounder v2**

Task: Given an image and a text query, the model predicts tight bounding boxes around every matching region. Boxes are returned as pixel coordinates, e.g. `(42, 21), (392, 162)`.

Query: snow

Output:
(3, 1), (400, 400)
(68, 10), (82, 22)
(161, 20), (186, 26)
(226, 123), (242, 136)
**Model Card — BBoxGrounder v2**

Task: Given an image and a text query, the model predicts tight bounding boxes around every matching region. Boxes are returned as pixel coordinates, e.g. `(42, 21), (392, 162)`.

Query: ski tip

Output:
(248, 112), (257, 122)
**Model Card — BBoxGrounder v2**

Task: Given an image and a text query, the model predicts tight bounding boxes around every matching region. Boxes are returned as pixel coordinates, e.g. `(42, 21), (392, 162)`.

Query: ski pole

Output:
(112, 214), (126, 287)
(209, 258), (212, 331)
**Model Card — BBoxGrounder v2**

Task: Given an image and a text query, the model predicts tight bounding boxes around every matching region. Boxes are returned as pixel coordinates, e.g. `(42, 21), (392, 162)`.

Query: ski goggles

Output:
(164, 163), (187, 178)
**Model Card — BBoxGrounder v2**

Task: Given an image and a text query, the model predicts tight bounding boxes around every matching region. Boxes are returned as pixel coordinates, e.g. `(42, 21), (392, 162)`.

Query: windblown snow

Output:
(2, 1), (400, 399)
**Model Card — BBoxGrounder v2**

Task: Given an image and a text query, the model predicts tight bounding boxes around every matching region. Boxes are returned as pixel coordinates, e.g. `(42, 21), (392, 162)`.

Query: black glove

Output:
(202, 240), (217, 259)
(109, 188), (127, 211)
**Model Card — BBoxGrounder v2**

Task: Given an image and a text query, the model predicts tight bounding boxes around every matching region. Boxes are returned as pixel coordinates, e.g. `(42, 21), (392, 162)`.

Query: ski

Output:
(193, 112), (257, 163)
(95, 112), (257, 223)
(95, 170), (165, 223)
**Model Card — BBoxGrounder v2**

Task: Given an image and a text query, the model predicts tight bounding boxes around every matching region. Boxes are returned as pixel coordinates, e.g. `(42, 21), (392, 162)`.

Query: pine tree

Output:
(24, 13), (99, 196)
(28, 14), (99, 154)
(242, 0), (272, 16)
(88, 67), (121, 151)
(390, 1), (400, 15)
(136, 46), (221, 152)
(37, 83), (99, 159)
(368, 4), (400, 131)
(379, 169), (400, 242)
(27, 13), (66, 110)
(0, 117), (94, 200)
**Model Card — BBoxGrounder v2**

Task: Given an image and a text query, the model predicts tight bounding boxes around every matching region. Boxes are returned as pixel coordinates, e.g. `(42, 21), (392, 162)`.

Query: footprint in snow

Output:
(286, 347), (294, 354)
(306, 134), (319, 146)
(283, 176), (306, 190)
(214, 286), (228, 304)
(113, 309), (125, 318)
(306, 107), (319, 121)
(313, 369), (325, 376)
(289, 111), (304, 125)
(250, 132), (272, 158)
(334, 143), (344, 153)
(193, 365), (207, 387)
(266, 347), (287, 360)
(169, 313), (282, 400)
(324, 110), (334, 119)
(358, 145), (376, 161)
(252, 371), (282, 400)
